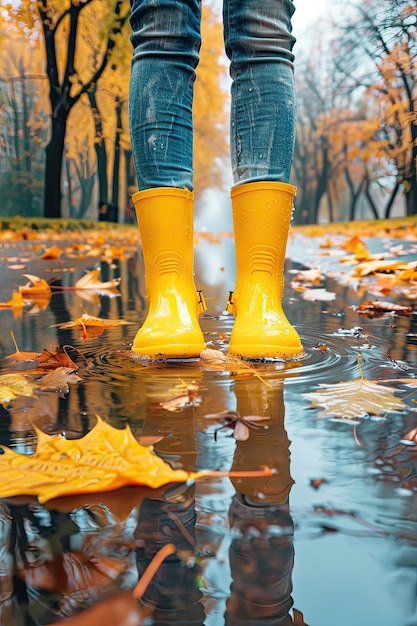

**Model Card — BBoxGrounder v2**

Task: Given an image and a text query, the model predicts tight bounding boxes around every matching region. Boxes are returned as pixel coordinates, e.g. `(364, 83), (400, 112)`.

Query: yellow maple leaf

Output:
(0, 373), (38, 406)
(304, 357), (405, 421)
(0, 416), (192, 502)
(0, 417), (273, 503)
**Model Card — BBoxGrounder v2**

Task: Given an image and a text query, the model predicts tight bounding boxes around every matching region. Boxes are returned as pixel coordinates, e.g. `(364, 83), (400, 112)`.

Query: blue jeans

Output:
(129, 0), (296, 191)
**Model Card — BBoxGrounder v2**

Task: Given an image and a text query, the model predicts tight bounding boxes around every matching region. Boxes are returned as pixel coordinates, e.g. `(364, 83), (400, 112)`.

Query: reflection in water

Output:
(0, 372), (299, 625)
(225, 380), (295, 625)
(0, 232), (416, 625)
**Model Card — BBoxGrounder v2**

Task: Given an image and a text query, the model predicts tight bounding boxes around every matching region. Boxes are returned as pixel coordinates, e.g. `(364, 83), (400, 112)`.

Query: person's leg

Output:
(129, 0), (202, 191)
(223, 0), (304, 359)
(128, 1), (206, 358)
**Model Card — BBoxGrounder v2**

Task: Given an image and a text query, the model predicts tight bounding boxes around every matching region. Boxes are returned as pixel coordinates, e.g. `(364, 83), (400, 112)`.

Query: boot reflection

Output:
(137, 366), (202, 474)
(225, 379), (295, 625)
(135, 490), (205, 625)
(135, 368), (205, 624)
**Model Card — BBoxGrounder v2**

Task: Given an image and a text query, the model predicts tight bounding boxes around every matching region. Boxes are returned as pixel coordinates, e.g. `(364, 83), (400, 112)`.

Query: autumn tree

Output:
(334, 0), (416, 217)
(0, 29), (47, 216)
(4, 0), (130, 219)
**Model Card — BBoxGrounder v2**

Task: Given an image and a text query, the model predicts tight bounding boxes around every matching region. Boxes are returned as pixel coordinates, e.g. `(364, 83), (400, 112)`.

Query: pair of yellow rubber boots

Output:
(131, 182), (304, 360)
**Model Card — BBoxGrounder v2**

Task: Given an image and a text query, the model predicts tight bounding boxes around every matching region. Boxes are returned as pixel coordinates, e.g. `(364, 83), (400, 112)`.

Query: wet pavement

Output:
(0, 224), (416, 625)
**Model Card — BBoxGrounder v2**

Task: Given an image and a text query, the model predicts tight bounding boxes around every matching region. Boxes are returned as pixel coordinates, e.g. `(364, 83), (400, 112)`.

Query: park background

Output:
(0, 0), (415, 227)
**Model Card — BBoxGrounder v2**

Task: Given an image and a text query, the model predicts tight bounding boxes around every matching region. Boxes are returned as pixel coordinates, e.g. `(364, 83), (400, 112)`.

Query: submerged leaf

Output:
(304, 376), (405, 420)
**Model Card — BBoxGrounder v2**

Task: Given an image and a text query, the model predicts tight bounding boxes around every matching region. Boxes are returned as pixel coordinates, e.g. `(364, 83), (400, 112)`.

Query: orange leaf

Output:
(0, 290), (24, 310)
(40, 245), (61, 259)
(74, 269), (121, 291)
(19, 274), (52, 298)
(37, 346), (78, 370)
(5, 331), (42, 362)
(53, 312), (130, 329)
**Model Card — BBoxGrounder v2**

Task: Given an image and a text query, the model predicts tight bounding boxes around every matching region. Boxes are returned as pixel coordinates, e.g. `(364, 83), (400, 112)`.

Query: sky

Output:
(292, 0), (329, 33)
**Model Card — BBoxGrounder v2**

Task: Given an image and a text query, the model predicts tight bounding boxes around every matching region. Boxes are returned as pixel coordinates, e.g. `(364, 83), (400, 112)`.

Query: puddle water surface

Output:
(0, 229), (416, 626)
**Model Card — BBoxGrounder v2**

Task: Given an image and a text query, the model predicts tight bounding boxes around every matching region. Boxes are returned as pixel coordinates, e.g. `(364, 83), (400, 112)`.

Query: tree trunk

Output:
(384, 181), (400, 219)
(87, 87), (108, 214)
(111, 97), (122, 223)
(44, 111), (68, 219)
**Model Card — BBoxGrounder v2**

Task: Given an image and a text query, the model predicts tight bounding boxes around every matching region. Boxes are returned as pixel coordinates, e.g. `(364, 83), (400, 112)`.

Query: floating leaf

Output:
(301, 288), (336, 302)
(52, 313), (131, 339)
(356, 300), (413, 316)
(36, 366), (82, 391)
(0, 290), (24, 311)
(19, 273), (52, 298)
(0, 373), (38, 405)
(0, 416), (273, 503)
(304, 357), (405, 421)
(204, 409), (270, 441)
(36, 345), (79, 370)
(5, 331), (42, 362)
(151, 380), (200, 412)
(39, 245), (61, 259)
(352, 259), (406, 276)
(74, 269), (121, 291)
(199, 349), (271, 385)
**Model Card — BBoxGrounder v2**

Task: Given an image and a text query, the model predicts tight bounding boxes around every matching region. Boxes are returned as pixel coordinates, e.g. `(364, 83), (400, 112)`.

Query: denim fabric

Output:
(129, 0), (296, 190)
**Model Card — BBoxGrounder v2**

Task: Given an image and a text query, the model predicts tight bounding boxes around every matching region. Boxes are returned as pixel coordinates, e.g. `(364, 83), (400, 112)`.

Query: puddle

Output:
(0, 229), (416, 625)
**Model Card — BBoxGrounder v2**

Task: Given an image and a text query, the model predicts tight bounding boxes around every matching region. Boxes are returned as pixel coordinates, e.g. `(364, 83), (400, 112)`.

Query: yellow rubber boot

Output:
(132, 187), (206, 358)
(227, 181), (304, 360)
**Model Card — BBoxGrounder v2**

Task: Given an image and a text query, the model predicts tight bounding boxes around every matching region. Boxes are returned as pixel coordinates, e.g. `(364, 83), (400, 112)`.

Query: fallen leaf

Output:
(304, 356), (405, 420)
(151, 381), (200, 412)
(290, 268), (322, 286)
(4, 330), (42, 362)
(0, 416), (274, 502)
(74, 268), (121, 291)
(52, 313), (132, 339)
(301, 288), (336, 302)
(356, 301), (413, 316)
(36, 346), (79, 370)
(310, 478), (328, 490)
(352, 259), (406, 277)
(204, 410), (270, 441)
(0, 290), (24, 310)
(199, 349), (271, 385)
(0, 373), (38, 405)
(40, 245), (61, 259)
(36, 366), (82, 391)
(19, 273), (52, 298)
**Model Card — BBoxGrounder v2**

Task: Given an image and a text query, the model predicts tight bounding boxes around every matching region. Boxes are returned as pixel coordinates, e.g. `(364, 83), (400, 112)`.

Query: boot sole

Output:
(228, 344), (306, 361)
(131, 343), (206, 360)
